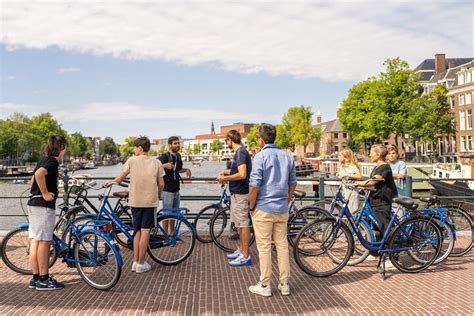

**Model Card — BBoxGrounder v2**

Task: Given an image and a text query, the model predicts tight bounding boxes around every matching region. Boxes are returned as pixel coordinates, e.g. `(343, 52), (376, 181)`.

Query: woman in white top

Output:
(336, 149), (362, 213)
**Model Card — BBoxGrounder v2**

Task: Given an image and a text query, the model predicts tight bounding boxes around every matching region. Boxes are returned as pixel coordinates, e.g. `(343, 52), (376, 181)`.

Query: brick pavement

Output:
(0, 241), (473, 315)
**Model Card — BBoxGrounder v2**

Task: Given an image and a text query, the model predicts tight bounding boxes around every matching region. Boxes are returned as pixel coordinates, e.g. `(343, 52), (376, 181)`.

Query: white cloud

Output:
(56, 67), (81, 74)
(0, 1), (472, 81)
(0, 101), (279, 123)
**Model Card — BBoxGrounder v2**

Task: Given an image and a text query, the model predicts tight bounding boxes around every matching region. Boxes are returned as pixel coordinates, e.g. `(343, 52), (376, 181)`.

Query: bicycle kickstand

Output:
(377, 254), (387, 280)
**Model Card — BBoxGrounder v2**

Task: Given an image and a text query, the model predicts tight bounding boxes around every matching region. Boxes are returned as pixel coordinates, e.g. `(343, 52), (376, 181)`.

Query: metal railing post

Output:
(407, 176), (413, 198)
(318, 176), (325, 204)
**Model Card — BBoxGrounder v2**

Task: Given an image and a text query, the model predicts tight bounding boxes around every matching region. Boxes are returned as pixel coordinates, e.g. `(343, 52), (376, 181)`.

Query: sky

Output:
(0, 0), (472, 143)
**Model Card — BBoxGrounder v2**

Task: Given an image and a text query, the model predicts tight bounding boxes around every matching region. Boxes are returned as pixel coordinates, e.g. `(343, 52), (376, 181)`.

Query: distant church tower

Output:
(211, 121), (216, 134)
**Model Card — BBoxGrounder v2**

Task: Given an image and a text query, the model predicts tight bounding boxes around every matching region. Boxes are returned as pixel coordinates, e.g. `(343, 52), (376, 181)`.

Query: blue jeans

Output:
(162, 191), (180, 209)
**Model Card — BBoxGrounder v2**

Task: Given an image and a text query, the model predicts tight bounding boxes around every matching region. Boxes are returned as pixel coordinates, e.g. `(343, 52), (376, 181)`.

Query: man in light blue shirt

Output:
(248, 123), (297, 297)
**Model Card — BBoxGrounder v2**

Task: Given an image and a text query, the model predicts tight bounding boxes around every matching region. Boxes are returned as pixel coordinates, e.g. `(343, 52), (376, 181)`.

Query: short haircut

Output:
(168, 136), (180, 145)
(258, 123), (276, 144)
(371, 144), (388, 160)
(226, 130), (241, 144)
(387, 144), (398, 153)
(46, 135), (68, 157)
(134, 136), (151, 152)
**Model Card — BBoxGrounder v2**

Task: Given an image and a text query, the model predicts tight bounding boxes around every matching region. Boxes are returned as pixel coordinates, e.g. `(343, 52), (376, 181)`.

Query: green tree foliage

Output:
(245, 124), (260, 150)
(193, 143), (201, 154)
(68, 132), (92, 159)
(0, 112), (67, 162)
(281, 105), (321, 154)
(99, 137), (117, 157)
(339, 58), (421, 147)
(406, 85), (454, 158)
(119, 136), (136, 157)
(275, 124), (291, 149)
(210, 139), (223, 153)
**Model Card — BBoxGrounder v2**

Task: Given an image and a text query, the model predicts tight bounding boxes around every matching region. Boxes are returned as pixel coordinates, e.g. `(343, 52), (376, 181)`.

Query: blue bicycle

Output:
(1, 205), (122, 290)
(293, 179), (442, 278)
(74, 183), (196, 265)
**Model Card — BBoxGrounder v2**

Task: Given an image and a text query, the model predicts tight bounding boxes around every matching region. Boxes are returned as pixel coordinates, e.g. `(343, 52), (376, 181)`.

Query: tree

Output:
(148, 149), (158, 156)
(281, 105), (321, 155)
(406, 85), (455, 161)
(339, 58), (421, 149)
(68, 132), (92, 159)
(245, 124), (260, 150)
(275, 124), (291, 149)
(99, 137), (117, 158)
(193, 143), (201, 154)
(119, 136), (136, 157)
(210, 139), (223, 154)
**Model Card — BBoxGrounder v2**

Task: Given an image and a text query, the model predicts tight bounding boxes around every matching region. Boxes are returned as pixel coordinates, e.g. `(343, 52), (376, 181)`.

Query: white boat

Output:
(429, 162), (474, 202)
(58, 174), (97, 192)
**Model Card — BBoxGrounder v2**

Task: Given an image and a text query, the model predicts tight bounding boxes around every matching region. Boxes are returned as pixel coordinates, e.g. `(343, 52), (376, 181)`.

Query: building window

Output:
(342, 133), (347, 138)
(452, 135), (456, 153)
(449, 96), (455, 109)
(467, 93), (472, 105)
(458, 73), (465, 85)
(461, 136), (466, 152)
(460, 111), (466, 130)
(467, 70), (472, 84)
(334, 133), (338, 139)
(459, 94), (465, 106)
(468, 136), (473, 151)
(467, 109), (473, 130)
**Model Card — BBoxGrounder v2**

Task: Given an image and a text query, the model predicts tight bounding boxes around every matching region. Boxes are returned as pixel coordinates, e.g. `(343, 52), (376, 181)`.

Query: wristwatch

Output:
(249, 207), (255, 212)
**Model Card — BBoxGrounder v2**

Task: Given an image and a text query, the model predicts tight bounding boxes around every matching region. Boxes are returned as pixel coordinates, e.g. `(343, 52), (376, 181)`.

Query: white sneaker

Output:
(227, 248), (241, 260)
(365, 255), (378, 262)
(132, 261), (138, 272)
(136, 261), (151, 274)
(277, 283), (290, 296)
(249, 283), (272, 297)
(384, 260), (397, 271)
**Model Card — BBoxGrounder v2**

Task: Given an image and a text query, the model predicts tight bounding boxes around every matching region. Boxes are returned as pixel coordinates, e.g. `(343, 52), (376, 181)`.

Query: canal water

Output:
(0, 161), (318, 231)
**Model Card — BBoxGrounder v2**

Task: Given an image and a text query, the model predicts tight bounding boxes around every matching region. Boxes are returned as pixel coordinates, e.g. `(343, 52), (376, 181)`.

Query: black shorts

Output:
(131, 207), (156, 230)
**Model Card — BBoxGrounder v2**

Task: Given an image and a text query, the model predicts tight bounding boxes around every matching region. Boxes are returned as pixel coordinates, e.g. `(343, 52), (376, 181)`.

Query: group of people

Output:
(25, 124), (407, 295)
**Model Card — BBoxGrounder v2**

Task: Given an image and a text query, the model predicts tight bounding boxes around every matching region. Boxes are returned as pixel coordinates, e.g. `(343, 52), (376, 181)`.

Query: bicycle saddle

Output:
(113, 191), (129, 198)
(418, 195), (439, 203)
(294, 190), (306, 199)
(393, 197), (418, 209)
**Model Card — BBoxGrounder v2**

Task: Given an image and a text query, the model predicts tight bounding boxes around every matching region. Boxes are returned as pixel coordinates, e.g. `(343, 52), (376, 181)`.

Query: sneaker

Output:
(228, 255), (252, 266)
(248, 283), (272, 297)
(132, 261), (138, 272)
(365, 255), (378, 261)
(35, 277), (65, 291)
(29, 278), (37, 289)
(227, 248), (241, 260)
(277, 283), (290, 296)
(384, 260), (397, 271)
(136, 261), (151, 274)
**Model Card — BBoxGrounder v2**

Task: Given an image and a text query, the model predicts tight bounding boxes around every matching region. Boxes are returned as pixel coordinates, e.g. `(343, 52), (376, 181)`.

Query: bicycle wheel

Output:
(1, 226), (57, 275)
(313, 199), (340, 216)
(293, 218), (354, 277)
(287, 206), (331, 248)
(434, 221), (454, 264)
(346, 218), (373, 266)
(74, 231), (122, 290)
(388, 217), (442, 273)
(147, 215), (196, 265)
(210, 207), (255, 253)
(193, 205), (222, 243)
(445, 206), (473, 256)
(112, 220), (134, 250)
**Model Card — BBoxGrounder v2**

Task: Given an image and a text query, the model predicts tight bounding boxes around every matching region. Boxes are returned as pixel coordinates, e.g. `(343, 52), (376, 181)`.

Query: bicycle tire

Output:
(287, 206), (331, 248)
(193, 204), (222, 243)
(74, 231), (122, 290)
(388, 217), (442, 273)
(210, 207), (255, 253)
(444, 206), (473, 256)
(293, 217), (354, 277)
(434, 221), (454, 264)
(147, 215), (196, 265)
(1, 226), (58, 275)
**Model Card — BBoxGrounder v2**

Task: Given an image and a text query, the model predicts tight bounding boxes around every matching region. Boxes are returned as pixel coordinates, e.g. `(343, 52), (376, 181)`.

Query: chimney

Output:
(435, 53), (446, 74)
(448, 60), (457, 69)
(315, 110), (322, 124)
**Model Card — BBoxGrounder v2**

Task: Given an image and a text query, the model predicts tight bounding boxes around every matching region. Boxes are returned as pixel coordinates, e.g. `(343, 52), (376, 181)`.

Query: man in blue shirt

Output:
(248, 123), (297, 297)
(217, 130), (252, 266)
